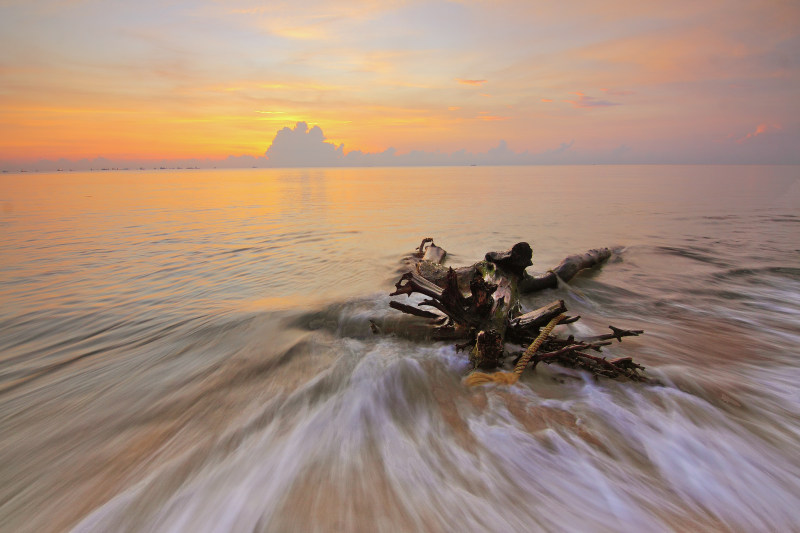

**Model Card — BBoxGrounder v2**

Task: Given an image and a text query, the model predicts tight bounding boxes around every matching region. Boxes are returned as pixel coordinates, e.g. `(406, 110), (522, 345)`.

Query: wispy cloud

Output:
(1, 0), (798, 164)
(736, 123), (781, 143)
(456, 78), (487, 85)
(478, 115), (510, 121)
(600, 88), (634, 96)
(564, 92), (620, 109)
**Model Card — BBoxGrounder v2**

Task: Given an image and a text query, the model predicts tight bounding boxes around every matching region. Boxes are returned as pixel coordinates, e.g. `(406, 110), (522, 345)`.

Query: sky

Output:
(0, 0), (798, 168)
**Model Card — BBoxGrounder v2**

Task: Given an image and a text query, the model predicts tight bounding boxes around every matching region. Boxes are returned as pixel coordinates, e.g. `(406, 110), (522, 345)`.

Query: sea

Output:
(0, 165), (798, 532)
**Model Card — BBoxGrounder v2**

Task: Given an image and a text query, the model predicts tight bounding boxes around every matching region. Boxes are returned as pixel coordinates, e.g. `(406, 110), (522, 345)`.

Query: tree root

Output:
(386, 239), (652, 384)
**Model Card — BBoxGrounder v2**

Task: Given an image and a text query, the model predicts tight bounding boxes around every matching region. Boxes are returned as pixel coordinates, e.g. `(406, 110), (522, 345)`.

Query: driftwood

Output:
(387, 239), (651, 383)
(519, 248), (612, 292)
(417, 237), (447, 263)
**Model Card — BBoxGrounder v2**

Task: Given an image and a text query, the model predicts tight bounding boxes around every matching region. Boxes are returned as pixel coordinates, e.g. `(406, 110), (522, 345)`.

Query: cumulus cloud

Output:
(262, 124), (584, 166)
(564, 91), (620, 108)
(11, 119), (796, 173)
(0, 123), (620, 171)
(342, 146), (398, 166)
(264, 121), (344, 166)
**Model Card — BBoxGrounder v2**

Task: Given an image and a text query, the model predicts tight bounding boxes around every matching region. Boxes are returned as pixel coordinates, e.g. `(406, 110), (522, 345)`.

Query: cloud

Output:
(264, 121), (344, 166)
(540, 98), (553, 103)
(600, 88), (635, 96)
(547, 140), (575, 155)
(564, 92), (621, 108)
(0, 122), (587, 170)
(736, 123), (780, 143)
(5, 119), (798, 172)
(456, 78), (487, 85)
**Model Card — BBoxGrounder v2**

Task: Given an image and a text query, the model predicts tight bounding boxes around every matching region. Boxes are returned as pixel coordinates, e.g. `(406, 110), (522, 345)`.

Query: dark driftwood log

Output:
(418, 237), (434, 254)
(423, 245), (446, 263)
(467, 263), (522, 369)
(506, 300), (569, 343)
(519, 248), (612, 293)
(417, 237), (447, 263)
(509, 299), (567, 329)
(390, 267), (495, 331)
(391, 271), (444, 300)
(393, 243), (534, 369)
(417, 247), (613, 295)
(387, 239), (650, 382)
(392, 243), (531, 368)
(388, 301), (440, 319)
(484, 242), (533, 278)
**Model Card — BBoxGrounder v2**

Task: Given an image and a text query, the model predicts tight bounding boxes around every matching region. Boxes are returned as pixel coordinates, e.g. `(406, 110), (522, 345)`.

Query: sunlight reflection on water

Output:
(0, 166), (798, 532)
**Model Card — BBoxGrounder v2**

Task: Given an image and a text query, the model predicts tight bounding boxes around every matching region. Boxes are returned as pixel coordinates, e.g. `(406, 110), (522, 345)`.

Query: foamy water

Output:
(1, 165), (798, 532)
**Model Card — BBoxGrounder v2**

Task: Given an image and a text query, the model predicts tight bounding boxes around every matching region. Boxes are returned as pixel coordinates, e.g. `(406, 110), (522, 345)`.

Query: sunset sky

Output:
(1, 0), (798, 166)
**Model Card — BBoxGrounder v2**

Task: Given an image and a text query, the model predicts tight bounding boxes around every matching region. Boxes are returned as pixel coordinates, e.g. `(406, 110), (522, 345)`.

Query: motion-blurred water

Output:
(1, 165), (798, 532)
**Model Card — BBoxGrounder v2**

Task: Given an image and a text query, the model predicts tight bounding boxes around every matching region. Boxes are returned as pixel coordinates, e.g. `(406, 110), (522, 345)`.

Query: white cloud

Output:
(264, 122), (344, 166)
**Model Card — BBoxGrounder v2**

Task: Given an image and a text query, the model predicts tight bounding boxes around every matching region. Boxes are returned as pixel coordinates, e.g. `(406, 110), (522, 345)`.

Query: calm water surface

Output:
(1, 165), (798, 532)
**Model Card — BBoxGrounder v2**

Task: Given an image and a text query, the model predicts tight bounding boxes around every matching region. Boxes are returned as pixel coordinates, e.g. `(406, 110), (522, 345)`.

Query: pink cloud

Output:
(600, 88), (635, 96)
(736, 123), (781, 143)
(564, 91), (620, 108)
(456, 78), (487, 85)
(541, 98), (553, 103)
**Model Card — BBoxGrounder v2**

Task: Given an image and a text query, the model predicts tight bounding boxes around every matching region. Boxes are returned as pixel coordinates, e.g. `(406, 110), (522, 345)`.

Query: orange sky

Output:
(1, 0), (798, 165)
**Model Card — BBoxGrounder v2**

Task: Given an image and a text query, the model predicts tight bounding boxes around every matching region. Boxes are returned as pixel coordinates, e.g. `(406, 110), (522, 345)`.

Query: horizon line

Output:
(2, 162), (797, 175)
(3, 121), (798, 170)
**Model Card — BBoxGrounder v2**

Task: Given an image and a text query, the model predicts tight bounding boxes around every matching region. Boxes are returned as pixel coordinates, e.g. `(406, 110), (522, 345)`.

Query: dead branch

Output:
(388, 301), (441, 320)
(587, 325), (645, 342)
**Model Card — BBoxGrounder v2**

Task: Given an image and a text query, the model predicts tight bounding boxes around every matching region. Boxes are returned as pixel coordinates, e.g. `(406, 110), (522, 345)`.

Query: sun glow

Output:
(0, 0), (797, 166)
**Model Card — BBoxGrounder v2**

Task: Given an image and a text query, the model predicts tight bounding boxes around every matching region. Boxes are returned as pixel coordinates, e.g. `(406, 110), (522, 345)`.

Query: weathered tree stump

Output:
(387, 239), (652, 383)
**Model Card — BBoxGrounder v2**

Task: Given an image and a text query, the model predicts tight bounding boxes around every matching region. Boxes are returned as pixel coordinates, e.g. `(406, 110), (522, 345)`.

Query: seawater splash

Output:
(1, 166), (799, 532)
(71, 321), (800, 532)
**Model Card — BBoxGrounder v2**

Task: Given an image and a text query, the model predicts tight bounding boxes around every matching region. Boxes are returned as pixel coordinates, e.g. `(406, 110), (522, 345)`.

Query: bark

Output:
(505, 300), (568, 343)
(585, 326), (645, 342)
(388, 301), (440, 319)
(393, 245), (528, 368)
(519, 248), (612, 293)
(417, 237), (447, 263)
(531, 344), (651, 382)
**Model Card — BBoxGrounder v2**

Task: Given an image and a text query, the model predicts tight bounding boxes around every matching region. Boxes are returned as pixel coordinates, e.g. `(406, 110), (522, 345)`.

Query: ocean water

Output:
(0, 165), (798, 532)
